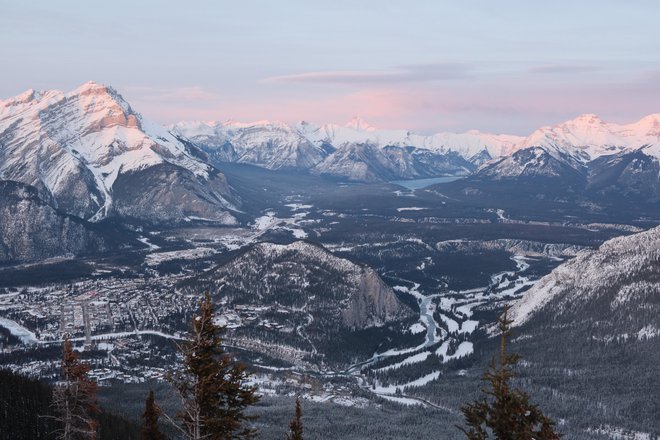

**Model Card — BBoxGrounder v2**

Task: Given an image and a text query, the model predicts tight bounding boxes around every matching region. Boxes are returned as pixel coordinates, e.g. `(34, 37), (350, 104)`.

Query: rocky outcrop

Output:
(342, 269), (405, 328)
(184, 240), (411, 330)
(180, 240), (412, 363)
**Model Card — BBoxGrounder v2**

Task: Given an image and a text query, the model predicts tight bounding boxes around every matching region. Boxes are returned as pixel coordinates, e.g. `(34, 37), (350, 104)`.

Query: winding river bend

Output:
(344, 255), (537, 399)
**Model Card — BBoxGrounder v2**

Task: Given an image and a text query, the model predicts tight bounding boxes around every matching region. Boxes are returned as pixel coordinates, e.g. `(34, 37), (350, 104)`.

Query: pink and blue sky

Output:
(2, 0), (659, 133)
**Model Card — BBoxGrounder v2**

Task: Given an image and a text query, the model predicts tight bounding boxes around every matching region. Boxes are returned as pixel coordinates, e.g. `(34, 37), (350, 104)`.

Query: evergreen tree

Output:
(141, 390), (167, 440)
(0, 368), (140, 440)
(171, 292), (260, 440)
(458, 307), (561, 440)
(286, 397), (303, 440)
(0, 368), (57, 439)
(52, 337), (99, 440)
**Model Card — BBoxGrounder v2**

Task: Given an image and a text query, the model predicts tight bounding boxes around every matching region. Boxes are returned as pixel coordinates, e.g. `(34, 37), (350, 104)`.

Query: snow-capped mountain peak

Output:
(631, 114), (660, 137)
(345, 116), (377, 132)
(517, 113), (660, 162)
(0, 88), (41, 109)
(570, 113), (603, 123)
(0, 82), (235, 224)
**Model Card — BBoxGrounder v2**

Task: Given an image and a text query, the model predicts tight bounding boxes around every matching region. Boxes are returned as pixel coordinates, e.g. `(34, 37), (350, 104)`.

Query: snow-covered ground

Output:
(141, 204), (316, 265)
(346, 253), (542, 406)
(588, 425), (653, 440)
(408, 322), (425, 334)
(284, 203), (313, 211)
(0, 317), (38, 344)
(396, 207), (427, 212)
(137, 236), (160, 250)
(252, 208), (310, 240)
(375, 351), (431, 372)
(436, 341), (474, 362)
(374, 371), (441, 395)
(145, 247), (216, 266)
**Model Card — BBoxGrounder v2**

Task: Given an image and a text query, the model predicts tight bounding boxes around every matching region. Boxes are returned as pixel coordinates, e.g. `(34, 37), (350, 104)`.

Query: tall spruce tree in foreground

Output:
(171, 292), (259, 440)
(141, 390), (167, 440)
(459, 307), (561, 440)
(286, 397), (303, 440)
(52, 338), (99, 440)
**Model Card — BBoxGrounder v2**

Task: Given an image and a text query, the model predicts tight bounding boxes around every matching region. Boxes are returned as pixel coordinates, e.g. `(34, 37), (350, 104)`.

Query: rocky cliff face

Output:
(0, 181), (106, 263)
(342, 269), (406, 328)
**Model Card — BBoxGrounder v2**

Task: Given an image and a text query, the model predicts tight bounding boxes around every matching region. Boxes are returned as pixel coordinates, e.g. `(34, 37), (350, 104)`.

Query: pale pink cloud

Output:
(120, 69), (660, 135)
(261, 63), (471, 84)
(529, 64), (601, 75)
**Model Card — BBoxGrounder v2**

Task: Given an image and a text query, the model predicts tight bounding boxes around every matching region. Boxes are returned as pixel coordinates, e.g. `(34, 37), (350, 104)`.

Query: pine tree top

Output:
(171, 292), (260, 440)
(142, 390), (167, 440)
(458, 307), (561, 440)
(287, 397), (303, 440)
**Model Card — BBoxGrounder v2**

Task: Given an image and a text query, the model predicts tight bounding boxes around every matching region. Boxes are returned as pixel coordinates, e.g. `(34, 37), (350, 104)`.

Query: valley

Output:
(0, 166), (648, 438)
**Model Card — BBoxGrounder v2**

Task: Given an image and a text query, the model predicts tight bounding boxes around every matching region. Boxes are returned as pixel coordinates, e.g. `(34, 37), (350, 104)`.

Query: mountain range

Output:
(3, 82), (659, 192)
(173, 112), (660, 185)
(1, 81), (660, 262)
(2, 81), (659, 435)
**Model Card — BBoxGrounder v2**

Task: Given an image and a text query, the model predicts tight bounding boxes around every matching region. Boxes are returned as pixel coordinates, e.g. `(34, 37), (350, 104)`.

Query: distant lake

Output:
(390, 176), (463, 191)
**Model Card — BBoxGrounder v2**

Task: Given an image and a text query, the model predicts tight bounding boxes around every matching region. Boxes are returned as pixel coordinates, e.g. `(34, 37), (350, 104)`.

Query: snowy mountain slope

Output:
(180, 240), (413, 363)
(504, 224), (660, 435)
(311, 142), (474, 181)
(172, 120), (329, 170)
(510, 224), (660, 334)
(0, 82), (237, 224)
(587, 150), (660, 200)
(299, 117), (523, 159)
(310, 142), (392, 182)
(471, 114), (660, 192)
(517, 113), (660, 161)
(0, 180), (107, 263)
(475, 145), (587, 182)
